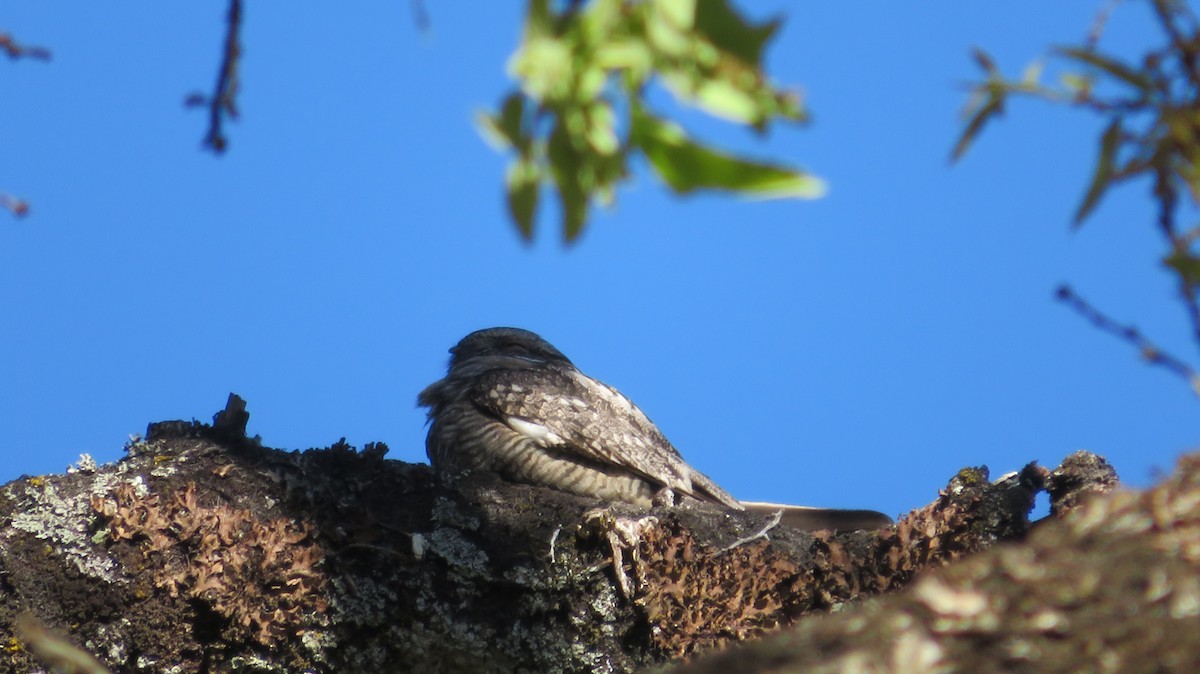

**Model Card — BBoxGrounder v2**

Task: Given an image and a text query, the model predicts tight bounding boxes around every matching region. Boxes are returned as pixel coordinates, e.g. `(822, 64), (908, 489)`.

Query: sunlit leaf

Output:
(475, 111), (511, 151)
(1056, 47), (1155, 92)
(581, 0), (622, 41)
(1021, 60), (1044, 86)
(509, 36), (573, 101)
(1074, 118), (1123, 226)
(662, 72), (761, 125)
(645, 2), (692, 56)
(1060, 72), (1095, 98)
(594, 40), (654, 75)
(585, 102), (619, 155)
(477, 94), (534, 154)
(653, 0), (696, 30)
(486, 0), (812, 240)
(631, 109), (825, 198)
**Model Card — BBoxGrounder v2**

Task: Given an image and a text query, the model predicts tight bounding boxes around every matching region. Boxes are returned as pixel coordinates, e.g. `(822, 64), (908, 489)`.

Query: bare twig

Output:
(0, 33), (51, 61)
(0, 193), (29, 218)
(1151, 0), (1200, 90)
(1055, 285), (1200, 395)
(187, 0), (243, 153)
(1086, 0), (1123, 48)
(410, 0), (431, 33)
(720, 509), (783, 551)
(548, 525), (562, 563)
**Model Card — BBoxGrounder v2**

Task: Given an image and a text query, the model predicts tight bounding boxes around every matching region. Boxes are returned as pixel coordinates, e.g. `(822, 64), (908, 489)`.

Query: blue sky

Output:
(2, 2), (1195, 518)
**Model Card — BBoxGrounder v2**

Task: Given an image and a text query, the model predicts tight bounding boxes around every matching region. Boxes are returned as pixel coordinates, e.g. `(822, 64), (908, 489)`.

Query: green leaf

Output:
(556, 179), (588, 241)
(631, 109), (825, 198)
(1165, 250), (1200, 288)
(581, 0), (622, 42)
(506, 160), (540, 239)
(594, 40), (654, 76)
(653, 0), (696, 30)
(1021, 59), (1044, 86)
(525, 0), (553, 38)
(661, 72), (762, 125)
(970, 47), (998, 76)
(548, 121), (591, 241)
(499, 93), (525, 143)
(645, 1), (693, 56)
(475, 110), (511, 151)
(584, 102), (619, 156)
(1074, 118), (1123, 226)
(475, 93), (530, 152)
(1060, 72), (1094, 97)
(1055, 47), (1155, 92)
(509, 35), (573, 102)
(694, 0), (779, 65)
(950, 91), (1005, 162)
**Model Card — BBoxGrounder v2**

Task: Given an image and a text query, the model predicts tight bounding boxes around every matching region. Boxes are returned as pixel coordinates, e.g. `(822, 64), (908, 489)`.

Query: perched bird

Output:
(418, 327), (891, 531)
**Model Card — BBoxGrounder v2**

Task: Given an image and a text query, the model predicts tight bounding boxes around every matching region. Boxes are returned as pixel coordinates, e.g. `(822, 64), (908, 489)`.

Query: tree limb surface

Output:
(2, 396), (1177, 674)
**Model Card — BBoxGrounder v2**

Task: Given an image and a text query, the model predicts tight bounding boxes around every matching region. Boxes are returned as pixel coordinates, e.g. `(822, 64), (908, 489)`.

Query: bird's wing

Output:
(468, 365), (737, 506)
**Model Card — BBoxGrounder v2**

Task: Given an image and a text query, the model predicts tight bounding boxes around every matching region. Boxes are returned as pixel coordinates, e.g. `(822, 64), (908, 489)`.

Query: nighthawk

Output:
(418, 327), (891, 531)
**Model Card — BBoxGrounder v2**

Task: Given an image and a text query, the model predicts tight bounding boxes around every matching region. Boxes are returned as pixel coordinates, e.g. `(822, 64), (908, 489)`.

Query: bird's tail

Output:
(739, 501), (893, 532)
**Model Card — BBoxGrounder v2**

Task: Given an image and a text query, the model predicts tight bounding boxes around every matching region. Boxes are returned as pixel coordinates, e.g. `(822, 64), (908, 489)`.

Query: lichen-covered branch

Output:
(672, 452), (1199, 674)
(0, 397), (1124, 673)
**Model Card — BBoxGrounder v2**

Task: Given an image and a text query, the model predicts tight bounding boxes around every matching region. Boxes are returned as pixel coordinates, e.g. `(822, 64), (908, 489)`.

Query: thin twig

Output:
(0, 193), (29, 218)
(410, 0), (431, 33)
(0, 33), (51, 61)
(1151, 0), (1200, 90)
(1055, 285), (1200, 395)
(1086, 0), (1123, 48)
(720, 509), (783, 552)
(188, 0), (243, 153)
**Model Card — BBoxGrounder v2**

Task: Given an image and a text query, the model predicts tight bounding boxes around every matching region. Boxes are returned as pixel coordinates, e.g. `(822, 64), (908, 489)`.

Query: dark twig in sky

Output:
(411, 0), (431, 33)
(187, 0), (243, 153)
(0, 33), (51, 61)
(0, 193), (29, 218)
(1055, 285), (1200, 396)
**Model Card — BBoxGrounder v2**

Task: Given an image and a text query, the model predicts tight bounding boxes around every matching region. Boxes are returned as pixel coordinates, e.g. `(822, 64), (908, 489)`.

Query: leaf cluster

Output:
(954, 0), (1200, 361)
(479, 0), (826, 242)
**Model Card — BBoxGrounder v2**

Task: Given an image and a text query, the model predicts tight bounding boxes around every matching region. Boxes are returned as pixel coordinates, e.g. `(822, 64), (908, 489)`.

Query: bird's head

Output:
(447, 327), (572, 371)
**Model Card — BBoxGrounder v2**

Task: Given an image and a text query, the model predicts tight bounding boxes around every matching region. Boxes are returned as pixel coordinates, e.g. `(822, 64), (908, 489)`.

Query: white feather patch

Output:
(506, 416), (564, 446)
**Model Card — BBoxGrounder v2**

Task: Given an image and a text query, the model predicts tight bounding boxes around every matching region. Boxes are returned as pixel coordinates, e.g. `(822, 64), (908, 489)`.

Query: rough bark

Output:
(672, 451), (1200, 674)
(0, 396), (1129, 673)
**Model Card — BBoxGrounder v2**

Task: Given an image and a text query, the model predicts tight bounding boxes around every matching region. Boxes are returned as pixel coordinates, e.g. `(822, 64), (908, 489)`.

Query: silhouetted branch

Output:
(0, 193), (29, 218)
(0, 33), (51, 61)
(1, 32), (47, 217)
(410, 0), (431, 33)
(1056, 284), (1200, 395)
(186, 0), (243, 153)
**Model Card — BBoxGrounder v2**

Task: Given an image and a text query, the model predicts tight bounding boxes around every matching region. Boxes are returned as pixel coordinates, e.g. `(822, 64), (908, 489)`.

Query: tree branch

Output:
(0, 33), (51, 61)
(1055, 284), (1200, 395)
(186, 0), (243, 153)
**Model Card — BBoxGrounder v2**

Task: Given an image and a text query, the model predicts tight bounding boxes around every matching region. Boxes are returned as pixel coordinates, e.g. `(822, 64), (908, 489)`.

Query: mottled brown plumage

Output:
(419, 327), (891, 531)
